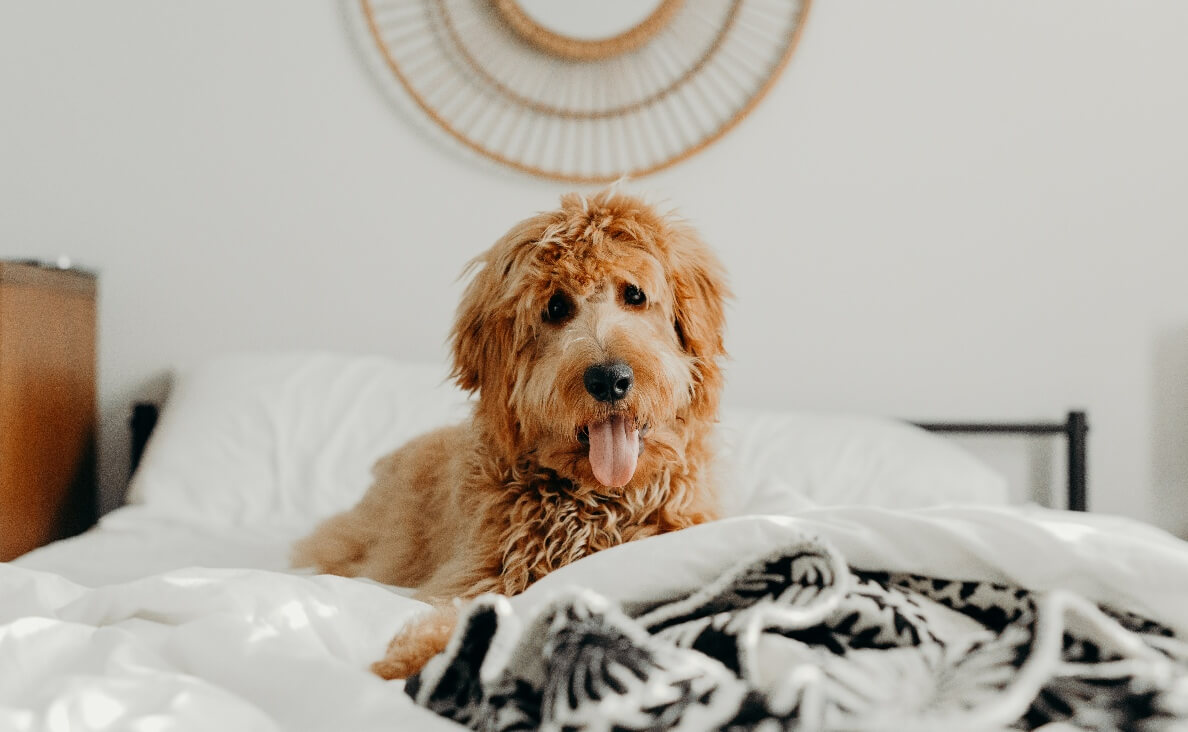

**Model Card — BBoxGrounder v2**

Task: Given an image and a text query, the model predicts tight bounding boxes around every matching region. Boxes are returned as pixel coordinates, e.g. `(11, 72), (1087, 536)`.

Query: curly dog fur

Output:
(291, 189), (729, 679)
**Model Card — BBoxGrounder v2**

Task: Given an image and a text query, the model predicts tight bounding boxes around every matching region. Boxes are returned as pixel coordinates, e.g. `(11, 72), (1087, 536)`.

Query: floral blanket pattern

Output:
(407, 539), (1188, 730)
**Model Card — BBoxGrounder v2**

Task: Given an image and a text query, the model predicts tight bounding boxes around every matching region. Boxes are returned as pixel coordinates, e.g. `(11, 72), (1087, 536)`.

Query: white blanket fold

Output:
(2, 505), (1186, 731)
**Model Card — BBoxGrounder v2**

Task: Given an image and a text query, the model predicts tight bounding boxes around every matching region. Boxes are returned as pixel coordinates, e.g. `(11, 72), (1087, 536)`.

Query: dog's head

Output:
(451, 190), (728, 490)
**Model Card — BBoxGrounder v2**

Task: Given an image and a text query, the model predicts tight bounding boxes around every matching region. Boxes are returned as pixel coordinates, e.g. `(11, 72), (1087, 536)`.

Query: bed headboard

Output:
(126, 403), (1088, 511)
(912, 411), (1088, 511)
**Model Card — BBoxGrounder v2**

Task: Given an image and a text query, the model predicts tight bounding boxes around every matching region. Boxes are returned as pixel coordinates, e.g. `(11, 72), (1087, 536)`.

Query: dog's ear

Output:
(668, 223), (730, 418)
(450, 247), (521, 454)
(452, 213), (555, 394)
(450, 216), (549, 451)
(450, 256), (501, 394)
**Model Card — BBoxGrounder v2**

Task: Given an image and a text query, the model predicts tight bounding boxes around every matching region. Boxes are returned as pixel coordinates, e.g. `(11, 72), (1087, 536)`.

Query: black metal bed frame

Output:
(912, 410), (1088, 511)
(128, 404), (1088, 511)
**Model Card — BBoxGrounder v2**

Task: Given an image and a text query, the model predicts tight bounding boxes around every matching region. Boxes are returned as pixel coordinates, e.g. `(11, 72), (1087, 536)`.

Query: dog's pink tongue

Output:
(587, 415), (639, 488)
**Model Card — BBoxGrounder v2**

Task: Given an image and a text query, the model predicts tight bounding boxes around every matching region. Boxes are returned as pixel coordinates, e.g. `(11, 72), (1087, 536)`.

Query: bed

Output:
(2, 352), (1185, 731)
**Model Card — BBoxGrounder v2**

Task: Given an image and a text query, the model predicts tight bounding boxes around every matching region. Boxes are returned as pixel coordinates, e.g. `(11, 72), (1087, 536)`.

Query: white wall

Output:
(2, 1), (1186, 534)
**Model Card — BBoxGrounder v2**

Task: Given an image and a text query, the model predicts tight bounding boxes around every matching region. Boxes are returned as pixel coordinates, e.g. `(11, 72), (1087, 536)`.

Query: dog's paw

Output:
(371, 606), (459, 680)
(370, 654), (426, 680)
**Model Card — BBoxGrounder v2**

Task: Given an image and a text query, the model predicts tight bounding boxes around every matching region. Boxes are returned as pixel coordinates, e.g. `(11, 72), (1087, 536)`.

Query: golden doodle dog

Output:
(291, 189), (728, 679)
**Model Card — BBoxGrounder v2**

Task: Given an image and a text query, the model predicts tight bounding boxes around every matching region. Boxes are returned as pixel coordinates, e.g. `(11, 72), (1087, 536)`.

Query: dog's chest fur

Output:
(493, 468), (667, 595)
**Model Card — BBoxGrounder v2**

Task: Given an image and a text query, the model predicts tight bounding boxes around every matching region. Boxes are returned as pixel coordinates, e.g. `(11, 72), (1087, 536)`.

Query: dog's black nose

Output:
(584, 362), (634, 403)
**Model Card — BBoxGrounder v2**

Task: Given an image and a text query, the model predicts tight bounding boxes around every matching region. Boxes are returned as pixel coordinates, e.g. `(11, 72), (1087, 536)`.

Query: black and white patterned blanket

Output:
(407, 539), (1188, 730)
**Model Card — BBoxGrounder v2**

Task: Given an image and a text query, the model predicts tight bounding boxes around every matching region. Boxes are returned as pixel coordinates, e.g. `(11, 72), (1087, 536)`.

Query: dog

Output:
(291, 189), (729, 679)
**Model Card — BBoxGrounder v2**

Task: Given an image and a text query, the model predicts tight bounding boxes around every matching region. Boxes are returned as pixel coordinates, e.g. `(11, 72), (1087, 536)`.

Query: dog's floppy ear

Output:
(450, 245), (519, 456)
(668, 223), (730, 418)
(450, 255), (503, 394)
(450, 214), (547, 393)
(451, 217), (551, 454)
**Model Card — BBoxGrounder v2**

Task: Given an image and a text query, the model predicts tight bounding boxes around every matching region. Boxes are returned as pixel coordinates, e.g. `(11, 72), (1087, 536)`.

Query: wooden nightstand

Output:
(0, 261), (97, 561)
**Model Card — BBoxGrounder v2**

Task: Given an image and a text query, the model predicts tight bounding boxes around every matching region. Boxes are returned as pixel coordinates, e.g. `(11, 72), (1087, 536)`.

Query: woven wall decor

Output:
(350, 0), (812, 183)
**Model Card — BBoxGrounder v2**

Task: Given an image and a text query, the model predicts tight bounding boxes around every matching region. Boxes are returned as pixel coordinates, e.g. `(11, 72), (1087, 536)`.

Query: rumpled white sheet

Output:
(0, 566), (459, 731)
(3, 505), (1187, 732)
(13, 506), (305, 587)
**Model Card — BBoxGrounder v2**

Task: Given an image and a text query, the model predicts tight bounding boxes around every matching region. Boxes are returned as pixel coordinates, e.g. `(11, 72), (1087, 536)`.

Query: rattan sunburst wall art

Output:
(349, 0), (811, 183)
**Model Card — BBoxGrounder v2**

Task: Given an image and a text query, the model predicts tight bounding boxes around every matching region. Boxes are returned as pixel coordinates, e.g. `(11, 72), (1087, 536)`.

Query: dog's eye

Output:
(623, 284), (646, 306)
(543, 292), (572, 323)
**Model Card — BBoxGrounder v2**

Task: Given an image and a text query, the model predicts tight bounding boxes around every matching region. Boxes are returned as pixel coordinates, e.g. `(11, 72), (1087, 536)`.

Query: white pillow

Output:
(716, 408), (1009, 517)
(128, 352), (473, 525)
(129, 352), (1007, 527)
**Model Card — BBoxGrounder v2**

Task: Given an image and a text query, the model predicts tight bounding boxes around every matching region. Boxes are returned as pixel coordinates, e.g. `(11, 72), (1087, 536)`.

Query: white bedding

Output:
(13, 507), (303, 588)
(3, 353), (1184, 729)
(4, 506), (1188, 731)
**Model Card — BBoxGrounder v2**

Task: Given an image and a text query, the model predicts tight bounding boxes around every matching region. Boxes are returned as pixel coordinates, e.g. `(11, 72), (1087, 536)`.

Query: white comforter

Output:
(3, 504), (1187, 732)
